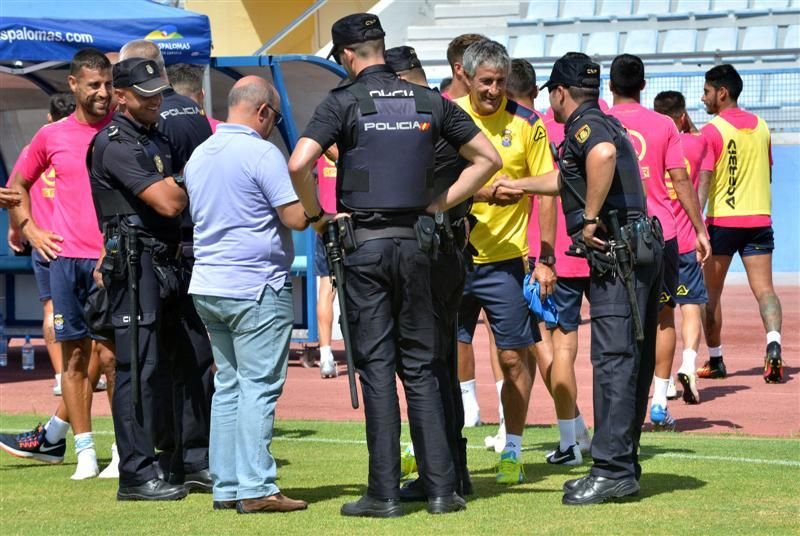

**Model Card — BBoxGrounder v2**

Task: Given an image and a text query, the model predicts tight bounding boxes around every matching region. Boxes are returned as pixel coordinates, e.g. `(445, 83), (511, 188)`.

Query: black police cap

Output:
(113, 58), (169, 97)
(385, 46), (422, 72)
(540, 53), (601, 91)
(327, 13), (386, 61)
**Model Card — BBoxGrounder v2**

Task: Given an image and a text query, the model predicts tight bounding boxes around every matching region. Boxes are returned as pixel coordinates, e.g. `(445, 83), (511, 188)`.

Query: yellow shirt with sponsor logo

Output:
(455, 96), (554, 264)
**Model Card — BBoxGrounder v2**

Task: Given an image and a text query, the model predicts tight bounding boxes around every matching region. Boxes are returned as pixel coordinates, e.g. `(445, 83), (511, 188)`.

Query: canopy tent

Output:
(0, 0), (211, 65)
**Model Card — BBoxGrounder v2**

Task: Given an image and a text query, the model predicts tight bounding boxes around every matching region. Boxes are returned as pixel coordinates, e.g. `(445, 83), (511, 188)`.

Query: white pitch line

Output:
(2, 430), (799, 467)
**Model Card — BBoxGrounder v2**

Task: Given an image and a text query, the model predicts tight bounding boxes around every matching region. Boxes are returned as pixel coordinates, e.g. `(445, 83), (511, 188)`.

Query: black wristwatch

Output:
(539, 255), (556, 267)
(173, 173), (185, 186)
(304, 208), (324, 224)
(582, 213), (600, 226)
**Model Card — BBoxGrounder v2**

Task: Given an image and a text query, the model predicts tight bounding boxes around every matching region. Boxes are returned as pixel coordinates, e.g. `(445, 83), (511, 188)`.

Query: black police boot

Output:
(398, 478), (426, 502)
(117, 478), (189, 501)
(562, 474), (591, 493)
(562, 475), (640, 505)
(341, 495), (403, 518)
(460, 468), (474, 496)
(427, 492), (466, 514)
(183, 469), (213, 493)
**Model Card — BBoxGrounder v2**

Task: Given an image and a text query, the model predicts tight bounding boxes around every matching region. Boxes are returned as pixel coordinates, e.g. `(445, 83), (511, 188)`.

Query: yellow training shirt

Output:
(455, 95), (554, 264)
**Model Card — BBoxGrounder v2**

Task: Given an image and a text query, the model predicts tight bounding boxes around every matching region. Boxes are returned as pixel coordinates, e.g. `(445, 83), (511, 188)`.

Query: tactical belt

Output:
(354, 226), (416, 245)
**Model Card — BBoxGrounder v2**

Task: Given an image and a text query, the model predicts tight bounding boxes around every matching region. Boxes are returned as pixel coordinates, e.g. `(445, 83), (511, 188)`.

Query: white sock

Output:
(503, 433), (522, 459)
(320, 345), (334, 364)
(575, 414), (589, 439)
(680, 349), (697, 374)
(74, 432), (95, 454)
(766, 331), (781, 345)
(55, 373), (61, 386)
(495, 380), (504, 423)
(461, 379), (477, 405)
(558, 418), (577, 452)
(652, 376), (669, 408)
(44, 415), (69, 444)
(708, 345), (723, 358)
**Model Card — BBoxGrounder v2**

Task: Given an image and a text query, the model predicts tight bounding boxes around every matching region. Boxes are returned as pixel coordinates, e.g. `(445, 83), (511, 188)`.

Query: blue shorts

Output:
(314, 234), (330, 277)
(549, 277), (590, 332)
(458, 257), (540, 349)
(51, 257), (99, 342)
(32, 251), (52, 302)
(708, 225), (774, 257)
(659, 238), (679, 309)
(675, 252), (708, 305)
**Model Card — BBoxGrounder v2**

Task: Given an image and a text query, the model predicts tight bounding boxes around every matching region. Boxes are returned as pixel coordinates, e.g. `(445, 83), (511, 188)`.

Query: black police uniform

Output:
(302, 64), (480, 500)
(89, 112), (194, 488)
(558, 99), (663, 481)
(154, 87), (214, 481)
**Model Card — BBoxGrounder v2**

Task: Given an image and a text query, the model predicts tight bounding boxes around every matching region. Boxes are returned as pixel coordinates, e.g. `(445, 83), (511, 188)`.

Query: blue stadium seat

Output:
(599, 0), (632, 17)
(675, 0), (711, 13)
(513, 34), (546, 57)
(711, 0), (748, 11)
(663, 29), (698, 53)
(751, 0), (789, 8)
(636, 0), (671, 15)
(550, 33), (583, 56)
(585, 31), (620, 56)
(703, 27), (738, 51)
(524, 0), (559, 20)
(623, 29), (658, 54)
(784, 24), (799, 48)
(742, 26), (778, 50)
(562, 0), (596, 19)
(490, 35), (510, 49)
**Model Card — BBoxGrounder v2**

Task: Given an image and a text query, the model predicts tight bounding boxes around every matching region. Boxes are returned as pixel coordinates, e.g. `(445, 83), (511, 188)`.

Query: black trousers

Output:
(344, 237), (455, 499)
(429, 246), (469, 494)
(588, 241), (663, 480)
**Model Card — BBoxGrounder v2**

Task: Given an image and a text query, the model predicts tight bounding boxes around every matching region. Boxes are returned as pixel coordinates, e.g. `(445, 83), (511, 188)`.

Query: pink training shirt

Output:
(7, 145), (56, 233)
(700, 107), (772, 228)
(207, 116), (222, 134)
(316, 155), (337, 213)
(19, 113), (110, 259)
(671, 132), (714, 254)
(608, 102), (685, 242)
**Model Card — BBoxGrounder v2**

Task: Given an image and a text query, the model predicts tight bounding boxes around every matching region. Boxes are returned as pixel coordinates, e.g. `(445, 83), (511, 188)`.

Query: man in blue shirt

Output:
(184, 76), (308, 514)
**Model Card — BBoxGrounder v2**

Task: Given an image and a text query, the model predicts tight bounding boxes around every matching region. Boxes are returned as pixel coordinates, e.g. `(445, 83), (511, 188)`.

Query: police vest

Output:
(706, 114), (771, 218)
(337, 83), (436, 212)
(559, 108), (646, 234)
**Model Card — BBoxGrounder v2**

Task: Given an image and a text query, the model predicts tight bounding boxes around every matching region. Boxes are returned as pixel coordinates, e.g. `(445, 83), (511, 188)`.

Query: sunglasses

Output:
(266, 103), (283, 126)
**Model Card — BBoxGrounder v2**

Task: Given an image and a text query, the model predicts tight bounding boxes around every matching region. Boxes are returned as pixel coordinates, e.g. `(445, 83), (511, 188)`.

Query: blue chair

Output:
(636, 0), (671, 15)
(751, 0), (789, 8)
(782, 24), (799, 48)
(742, 26), (778, 50)
(599, 0), (632, 17)
(675, 0), (711, 13)
(702, 27), (738, 52)
(711, 0), (749, 11)
(623, 29), (658, 54)
(514, 34), (546, 57)
(585, 31), (620, 56)
(550, 33), (583, 57)
(663, 29), (698, 53)
(524, 0), (560, 20)
(562, 0), (596, 19)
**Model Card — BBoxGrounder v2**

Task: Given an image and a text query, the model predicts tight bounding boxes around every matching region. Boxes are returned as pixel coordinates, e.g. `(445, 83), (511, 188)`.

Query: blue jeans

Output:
(192, 282), (293, 501)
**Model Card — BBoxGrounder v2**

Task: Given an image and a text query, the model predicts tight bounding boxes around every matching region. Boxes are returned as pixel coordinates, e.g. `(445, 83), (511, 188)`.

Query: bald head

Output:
(227, 76), (280, 139)
(119, 40), (166, 76)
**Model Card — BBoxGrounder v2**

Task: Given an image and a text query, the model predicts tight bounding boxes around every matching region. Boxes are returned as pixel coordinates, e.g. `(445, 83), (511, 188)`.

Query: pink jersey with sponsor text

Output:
(316, 155), (337, 213)
(527, 110), (590, 278)
(19, 113), (110, 259)
(7, 145), (56, 233)
(608, 102), (685, 241)
(671, 132), (714, 254)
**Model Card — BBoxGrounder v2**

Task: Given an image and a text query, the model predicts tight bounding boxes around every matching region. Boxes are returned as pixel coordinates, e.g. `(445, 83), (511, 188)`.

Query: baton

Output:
(324, 220), (359, 409)
(608, 210), (644, 343)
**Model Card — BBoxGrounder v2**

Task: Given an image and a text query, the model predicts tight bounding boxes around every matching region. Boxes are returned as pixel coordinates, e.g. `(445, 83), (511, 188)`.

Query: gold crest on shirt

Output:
(575, 124), (591, 144)
(154, 155), (164, 174)
(501, 129), (513, 147)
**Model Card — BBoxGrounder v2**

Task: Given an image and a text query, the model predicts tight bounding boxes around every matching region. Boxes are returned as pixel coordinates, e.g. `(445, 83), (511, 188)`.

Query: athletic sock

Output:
(319, 345), (334, 364)
(74, 432), (95, 454)
(766, 331), (781, 345)
(44, 415), (69, 444)
(575, 414), (589, 439)
(652, 376), (670, 408)
(503, 434), (522, 459)
(680, 349), (698, 374)
(708, 345), (723, 361)
(460, 379), (479, 423)
(558, 419), (577, 452)
(55, 373), (61, 387)
(495, 380), (504, 424)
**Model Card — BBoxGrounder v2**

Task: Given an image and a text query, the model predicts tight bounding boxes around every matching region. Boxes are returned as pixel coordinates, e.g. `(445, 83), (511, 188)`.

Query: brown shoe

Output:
(236, 493), (308, 514)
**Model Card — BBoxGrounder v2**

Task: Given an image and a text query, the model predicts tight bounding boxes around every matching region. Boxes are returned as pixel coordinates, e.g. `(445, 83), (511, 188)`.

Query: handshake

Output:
(486, 175), (525, 206)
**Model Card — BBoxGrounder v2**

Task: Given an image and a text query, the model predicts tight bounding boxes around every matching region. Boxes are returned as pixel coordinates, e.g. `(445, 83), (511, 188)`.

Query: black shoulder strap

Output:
(413, 88), (432, 114)
(347, 83), (378, 115)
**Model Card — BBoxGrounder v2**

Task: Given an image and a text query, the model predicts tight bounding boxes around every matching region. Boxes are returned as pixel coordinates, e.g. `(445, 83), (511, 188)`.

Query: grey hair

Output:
(462, 40), (510, 78)
(119, 40), (166, 75)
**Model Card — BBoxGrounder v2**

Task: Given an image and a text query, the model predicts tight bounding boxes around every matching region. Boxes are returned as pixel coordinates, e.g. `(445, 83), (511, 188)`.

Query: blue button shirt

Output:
(185, 123), (298, 299)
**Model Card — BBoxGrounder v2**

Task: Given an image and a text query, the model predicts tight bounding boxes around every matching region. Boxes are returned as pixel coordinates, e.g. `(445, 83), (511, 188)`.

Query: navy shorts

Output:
(550, 277), (591, 332)
(675, 252), (708, 305)
(659, 238), (679, 309)
(458, 257), (540, 349)
(708, 225), (774, 257)
(31, 251), (52, 302)
(51, 257), (99, 342)
(314, 234), (330, 277)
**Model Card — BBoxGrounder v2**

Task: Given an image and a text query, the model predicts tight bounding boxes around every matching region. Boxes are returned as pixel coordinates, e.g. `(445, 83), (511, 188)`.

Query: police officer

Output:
(88, 58), (200, 501)
(494, 52), (663, 505)
(384, 45), (473, 500)
(288, 14), (501, 517)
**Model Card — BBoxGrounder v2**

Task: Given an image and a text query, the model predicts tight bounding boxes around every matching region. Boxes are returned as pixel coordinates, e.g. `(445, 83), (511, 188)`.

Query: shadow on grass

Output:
(636, 472), (706, 499)
(273, 427), (319, 439)
(280, 482), (366, 504)
(729, 365), (796, 383)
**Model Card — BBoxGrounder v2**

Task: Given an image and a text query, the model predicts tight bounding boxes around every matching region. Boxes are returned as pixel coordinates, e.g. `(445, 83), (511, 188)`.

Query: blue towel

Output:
(522, 273), (559, 326)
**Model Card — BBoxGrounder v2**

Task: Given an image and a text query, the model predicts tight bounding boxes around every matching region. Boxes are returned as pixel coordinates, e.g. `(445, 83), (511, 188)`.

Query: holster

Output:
(621, 216), (659, 267)
(100, 227), (127, 286)
(140, 237), (182, 299)
(414, 215), (439, 259)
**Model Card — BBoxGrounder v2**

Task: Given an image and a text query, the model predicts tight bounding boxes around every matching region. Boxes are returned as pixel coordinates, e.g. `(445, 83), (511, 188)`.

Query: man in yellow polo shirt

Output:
(454, 40), (556, 484)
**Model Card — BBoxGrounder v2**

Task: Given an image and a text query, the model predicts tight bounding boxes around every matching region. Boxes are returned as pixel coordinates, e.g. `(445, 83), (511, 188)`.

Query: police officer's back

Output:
(288, 13), (500, 517)
(88, 58), (189, 501)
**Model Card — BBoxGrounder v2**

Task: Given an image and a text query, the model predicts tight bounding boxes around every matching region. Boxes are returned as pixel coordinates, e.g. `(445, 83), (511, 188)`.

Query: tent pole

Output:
(203, 64), (213, 120)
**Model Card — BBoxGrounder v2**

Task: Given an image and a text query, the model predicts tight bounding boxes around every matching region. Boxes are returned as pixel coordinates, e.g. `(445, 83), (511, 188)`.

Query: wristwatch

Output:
(304, 208), (325, 224)
(539, 255), (556, 267)
(582, 212), (600, 226)
(173, 173), (185, 186)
